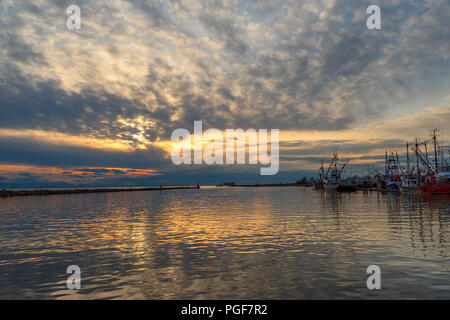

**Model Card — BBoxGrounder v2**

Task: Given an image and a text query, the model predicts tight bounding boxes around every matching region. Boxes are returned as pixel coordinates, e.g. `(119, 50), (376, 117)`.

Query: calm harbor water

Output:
(0, 187), (449, 299)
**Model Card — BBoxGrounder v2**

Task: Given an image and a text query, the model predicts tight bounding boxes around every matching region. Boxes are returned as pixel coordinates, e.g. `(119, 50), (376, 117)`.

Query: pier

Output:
(356, 187), (400, 193)
(217, 182), (311, 188)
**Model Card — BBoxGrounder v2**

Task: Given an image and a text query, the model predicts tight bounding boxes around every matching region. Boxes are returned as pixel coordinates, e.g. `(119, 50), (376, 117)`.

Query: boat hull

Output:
(337, 184), (357, 192)
(324, 184), (357, 192)
(400, 186), (421, 193)
(423, 184), (450, 194)
(324, 184), (339, 191)
(423, 173), (450, 194)
(387, 182), (400, 190)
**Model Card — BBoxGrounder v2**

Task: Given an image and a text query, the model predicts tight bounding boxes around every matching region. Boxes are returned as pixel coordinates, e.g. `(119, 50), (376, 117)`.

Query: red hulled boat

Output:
(422, 166), (450, 194)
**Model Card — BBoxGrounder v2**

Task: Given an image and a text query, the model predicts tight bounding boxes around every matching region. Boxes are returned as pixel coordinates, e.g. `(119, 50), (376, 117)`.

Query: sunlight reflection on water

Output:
(0, 187), (449, 299)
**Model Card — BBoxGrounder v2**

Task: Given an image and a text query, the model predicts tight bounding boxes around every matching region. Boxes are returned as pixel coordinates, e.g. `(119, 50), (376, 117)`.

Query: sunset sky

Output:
(0, 0), (449, 187)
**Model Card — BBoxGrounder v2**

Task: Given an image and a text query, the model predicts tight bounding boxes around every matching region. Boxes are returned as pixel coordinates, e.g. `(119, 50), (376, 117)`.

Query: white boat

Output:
(400, 172), (420, 193)
(322, 153), (354, 191)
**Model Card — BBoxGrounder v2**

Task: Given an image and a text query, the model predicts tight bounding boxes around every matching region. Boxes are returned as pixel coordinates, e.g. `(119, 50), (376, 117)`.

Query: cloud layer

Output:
(0, 0), (449, 186)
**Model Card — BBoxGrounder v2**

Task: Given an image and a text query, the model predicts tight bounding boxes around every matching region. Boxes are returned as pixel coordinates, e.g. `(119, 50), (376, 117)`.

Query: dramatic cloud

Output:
(0, 0), (449, 186)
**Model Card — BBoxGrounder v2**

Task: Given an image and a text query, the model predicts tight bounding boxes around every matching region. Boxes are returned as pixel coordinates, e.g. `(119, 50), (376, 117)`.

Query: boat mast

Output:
(415, 138), (420, 183)
(320, 159), (324, 181)
(334, 153), (338, 180)
(325, 156), (334, 178)
(431, 128), (439, 172)
(385, 151), (388, 177)
(395, 151), (400, 171)
(406, 142), (410, 172)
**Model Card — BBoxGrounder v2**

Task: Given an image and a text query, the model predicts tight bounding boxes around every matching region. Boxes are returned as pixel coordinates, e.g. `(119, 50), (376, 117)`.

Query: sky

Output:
(0, 0), (449, 188)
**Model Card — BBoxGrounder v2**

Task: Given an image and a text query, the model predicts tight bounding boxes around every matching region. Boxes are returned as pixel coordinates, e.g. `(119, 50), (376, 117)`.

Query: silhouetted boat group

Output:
(313, 129), (450, 195)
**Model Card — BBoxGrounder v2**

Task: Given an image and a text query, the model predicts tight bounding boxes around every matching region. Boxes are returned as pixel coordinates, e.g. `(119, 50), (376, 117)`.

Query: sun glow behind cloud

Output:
(0, 128), (133, 151)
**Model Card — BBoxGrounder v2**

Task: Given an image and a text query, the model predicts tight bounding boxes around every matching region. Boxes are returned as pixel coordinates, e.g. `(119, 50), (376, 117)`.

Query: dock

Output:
(356, 188), (400, 193)
(218, 183), (311, 188)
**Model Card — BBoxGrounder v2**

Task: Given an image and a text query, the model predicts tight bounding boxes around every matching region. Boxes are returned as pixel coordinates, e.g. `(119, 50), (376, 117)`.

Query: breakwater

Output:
(0, 186), (200, 198)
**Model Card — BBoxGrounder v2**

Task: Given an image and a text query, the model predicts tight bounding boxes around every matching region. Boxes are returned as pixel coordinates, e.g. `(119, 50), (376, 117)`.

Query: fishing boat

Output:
(423, 168), (450, 194)
(400, 172), (421, 192)
(385, 152), (402, 190)
(400, 142), (421, 193)
(387, 176), (401, 190)
(371, 151), (402, 191)
(322, 153), (356, 192)
(422, 130), (450, 194)
(410, 129), (450, 194)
